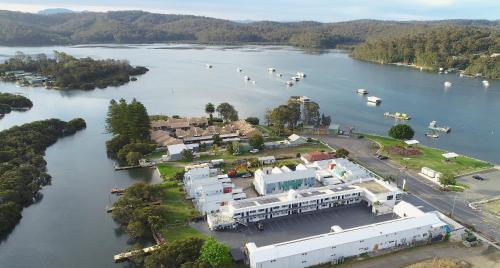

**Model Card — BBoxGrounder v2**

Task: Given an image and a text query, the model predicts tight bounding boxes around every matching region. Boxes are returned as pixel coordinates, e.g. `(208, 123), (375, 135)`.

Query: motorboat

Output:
(482, 80), (490, 87)
(428, 120), (451, 133)
(384, 112), (410, 120)
(444, 81), (452, 87)
(357, 88), (368, 95)
(243, 76), (250, 81)
(367, 96), (382, 104)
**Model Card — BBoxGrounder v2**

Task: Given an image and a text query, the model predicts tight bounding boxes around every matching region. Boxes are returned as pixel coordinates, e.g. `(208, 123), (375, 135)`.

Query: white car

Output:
(249, 149), (260, 154)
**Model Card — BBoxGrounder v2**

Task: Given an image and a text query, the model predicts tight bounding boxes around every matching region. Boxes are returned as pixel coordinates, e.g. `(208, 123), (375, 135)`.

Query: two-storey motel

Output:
(207, 177), (401, 230)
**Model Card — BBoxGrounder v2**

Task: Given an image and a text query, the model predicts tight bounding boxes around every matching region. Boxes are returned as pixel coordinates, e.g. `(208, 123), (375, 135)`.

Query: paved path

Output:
(314, 135), (500, 244)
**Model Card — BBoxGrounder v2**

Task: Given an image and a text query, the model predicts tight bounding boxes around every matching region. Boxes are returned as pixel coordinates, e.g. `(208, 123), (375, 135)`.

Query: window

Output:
(270, 260), (276, 263)
(387, 195), (394, 200)
(258, 209), (265, 212)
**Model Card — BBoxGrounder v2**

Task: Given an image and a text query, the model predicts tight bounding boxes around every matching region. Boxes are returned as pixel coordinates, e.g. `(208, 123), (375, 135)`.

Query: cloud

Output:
(415, 0), (455, 7)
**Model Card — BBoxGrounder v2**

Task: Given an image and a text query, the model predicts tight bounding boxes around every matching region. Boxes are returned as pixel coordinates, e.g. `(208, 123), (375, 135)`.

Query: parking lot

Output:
(457, 168), (500, 202)
(192, 204), (394, 250)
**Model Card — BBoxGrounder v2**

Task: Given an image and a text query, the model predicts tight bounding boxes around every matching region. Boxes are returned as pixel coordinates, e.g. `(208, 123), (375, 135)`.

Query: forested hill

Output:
(0, 10), (499, 48)
(352, 27), (500, 79)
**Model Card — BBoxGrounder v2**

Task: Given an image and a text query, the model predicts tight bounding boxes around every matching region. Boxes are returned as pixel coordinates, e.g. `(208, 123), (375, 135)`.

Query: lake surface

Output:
(0, 44), (499, 267)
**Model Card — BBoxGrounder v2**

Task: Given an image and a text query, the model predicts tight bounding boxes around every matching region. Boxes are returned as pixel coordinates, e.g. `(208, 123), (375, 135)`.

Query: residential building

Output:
(257, 156), (276, 165)
(207, 177), (401, 230)
(164, 143), (189, 161)
(245, 211), (449, 268)
(253, 164), (316, 196)
(301, 151), (335, 164)
(285, 134), (308, 145)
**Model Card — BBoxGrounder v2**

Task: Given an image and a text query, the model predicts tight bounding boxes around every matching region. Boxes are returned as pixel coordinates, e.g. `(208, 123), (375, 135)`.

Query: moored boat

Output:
(482, 80), (490, 87)
(444, 81), (452, 87)
(428, 120), (451, 133)
(384, 112), (411, 120)
(357, 88), (368, 95)
(367, 96), (382, 104)
(425, 133), (439, 138)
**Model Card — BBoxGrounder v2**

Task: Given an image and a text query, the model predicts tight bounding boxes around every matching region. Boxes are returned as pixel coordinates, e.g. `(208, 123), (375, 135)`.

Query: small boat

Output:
(252, 80), (256, 84)
(428, 120), (451, 133)
(286, 81), (294, 86)
(296, 72), (306, 78)
(367, 96), (382, 104)
(460, 73), (464, 77)
(276, 73), (283, 77)
(425, 133), (439, 138)
(267, 67), (276, 72)
(291, 76), (300, 81)
(206, 64), (213, 69)
(444, 81), (452, 87)
(482, 80), (490, 87)
(236, 67), (242, 72)
(384, 112), (411, 120)
(357, 88), (368, 95)
(243, 76), (251, 81)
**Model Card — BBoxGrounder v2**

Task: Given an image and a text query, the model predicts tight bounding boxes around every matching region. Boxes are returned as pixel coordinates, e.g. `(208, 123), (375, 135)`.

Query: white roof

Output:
(167, 143), (188, 155)
(288, 134), (303, 142)
(404, 139), (420, 145)
(258, 156), (275, 161)
(247, 213), (446, 263)
(442, 152), (459, 159)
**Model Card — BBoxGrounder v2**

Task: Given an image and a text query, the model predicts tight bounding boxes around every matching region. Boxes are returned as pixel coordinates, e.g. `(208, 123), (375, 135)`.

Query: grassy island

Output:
(0, 118), (87, 237)
(0, 51), (148, 90)
(0, 92), (33, 117)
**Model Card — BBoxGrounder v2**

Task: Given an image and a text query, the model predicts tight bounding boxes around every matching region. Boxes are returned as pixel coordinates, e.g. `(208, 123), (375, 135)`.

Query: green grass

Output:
(156, 163), (183, 179)
(197, 143), (331, 163)
(144, 150), (165, 160)
(481, 199), (500, 216)
(365, 134), (492, 175)
(159, 181), (203, 242)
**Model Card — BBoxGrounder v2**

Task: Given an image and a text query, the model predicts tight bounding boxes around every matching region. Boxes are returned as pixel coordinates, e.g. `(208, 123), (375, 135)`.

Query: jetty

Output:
(114, 244), (162, 263)
(384, 112), (411, 120)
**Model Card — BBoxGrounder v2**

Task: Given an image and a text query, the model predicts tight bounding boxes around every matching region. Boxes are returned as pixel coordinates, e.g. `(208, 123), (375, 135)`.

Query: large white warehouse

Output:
(246, 211), (449, 268)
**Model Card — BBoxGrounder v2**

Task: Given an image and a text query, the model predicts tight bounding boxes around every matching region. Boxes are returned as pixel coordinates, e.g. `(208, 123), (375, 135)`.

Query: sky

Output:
(0, 0), (498, 22)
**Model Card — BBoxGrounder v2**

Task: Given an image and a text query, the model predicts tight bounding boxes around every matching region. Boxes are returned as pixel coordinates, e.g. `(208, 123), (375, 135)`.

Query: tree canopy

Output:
(388, 124), (415, 140)
(216, 102), (239, 122)
(0, 51), (148, 90)
(0, 92), (33, 117)
(0, 118), (86, 237)
(199, 237), (232, 268)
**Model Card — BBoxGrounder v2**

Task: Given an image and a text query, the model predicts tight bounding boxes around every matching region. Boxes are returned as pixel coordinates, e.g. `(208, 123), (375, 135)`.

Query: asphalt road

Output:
(314, 135), (500, 244)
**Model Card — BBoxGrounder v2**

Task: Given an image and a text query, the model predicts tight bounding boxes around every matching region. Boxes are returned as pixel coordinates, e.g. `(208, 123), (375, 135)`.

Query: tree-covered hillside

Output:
(352, 26), (500, 78)
(0, 10), (498, 48)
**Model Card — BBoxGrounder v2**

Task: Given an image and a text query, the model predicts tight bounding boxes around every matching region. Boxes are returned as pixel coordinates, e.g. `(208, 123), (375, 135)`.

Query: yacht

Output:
(267, 67), (276, 72)
(296, 72), (306, 78)
(357, 88), (368, 95)
(236, 67), (242, 72)
(428, 121), (451, 133)
(286, 81), (294, 86)
(291, 76), (300, 81)
(276, 73), (283, 77)
(444, 81), (452, 87)
(243, 76), (251, 81)
(206, 64), (213, 69)
(367, 96), (382, 104)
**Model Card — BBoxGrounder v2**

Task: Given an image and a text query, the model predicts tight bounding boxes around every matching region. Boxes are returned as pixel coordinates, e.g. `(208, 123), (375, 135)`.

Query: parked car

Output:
(241, 173), (252, 178)
(472, 175), (485, 181)
(256, 222), (264, 231)
(250, 149), (260, 154)
(376, 154), (389, 160)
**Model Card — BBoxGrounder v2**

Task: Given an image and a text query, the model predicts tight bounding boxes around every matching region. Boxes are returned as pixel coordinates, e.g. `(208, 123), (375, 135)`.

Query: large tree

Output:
(248, 133), (264, 149)
(388, 124), (415, 140)
(216, 102), (238, 122)
(199, 237), (231, 268)
(205, 103), (215, 120)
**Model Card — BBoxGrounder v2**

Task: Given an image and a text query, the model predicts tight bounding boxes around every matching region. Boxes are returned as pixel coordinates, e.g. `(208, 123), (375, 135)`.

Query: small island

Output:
(0, 51), (149, 90)
(0, 92), (33, 118)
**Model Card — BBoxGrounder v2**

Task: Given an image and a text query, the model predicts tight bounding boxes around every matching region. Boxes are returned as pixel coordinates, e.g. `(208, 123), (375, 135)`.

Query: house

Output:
(253, 164), (316, 196)
(301, 151), (335, 164)
(285, 134), (308, 145)
(257, 156), (276, 165)
(164, 143), (189, 161)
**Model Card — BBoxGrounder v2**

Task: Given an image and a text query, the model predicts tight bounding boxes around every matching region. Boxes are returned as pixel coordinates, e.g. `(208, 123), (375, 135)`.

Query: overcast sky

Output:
(0, 0), (499, 22)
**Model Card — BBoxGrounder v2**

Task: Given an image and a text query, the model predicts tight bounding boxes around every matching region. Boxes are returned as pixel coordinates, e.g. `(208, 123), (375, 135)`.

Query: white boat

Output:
(459, 73), (464, 77)
(276, 73), (283, 77)
(206, 64), (213, 69)
(267, 67), (276, 72)
(286, 81), (294, 86)
(444, 81), (452, 87)
(367, 96), (382, 104)
(384, 112), (410, 120)
(252, 80), (256, 84)
(482, 80), (490, 87)
(357, 88), (368, 95)
(236, 67), (242, 72)
(243, 76), (250, 81)
(291, 76), (300, 81)
(425, 133), (439, 138)
(296, 72), (306, 78)
(428, 121), (451, 133)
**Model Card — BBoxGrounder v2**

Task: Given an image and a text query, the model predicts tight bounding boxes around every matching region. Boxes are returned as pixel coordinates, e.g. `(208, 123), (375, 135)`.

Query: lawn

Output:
(480, 199), (500, 217)
(156, 163), (184, 179)
(365, 134), (492, 175)
(159, 181), (204, 242)
(199, 143), (331, 162)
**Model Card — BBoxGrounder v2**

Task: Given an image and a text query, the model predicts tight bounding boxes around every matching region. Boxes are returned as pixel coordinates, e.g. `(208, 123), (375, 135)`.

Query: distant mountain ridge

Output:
(37, 8), (75, 15)
(0, 10), (498, 47)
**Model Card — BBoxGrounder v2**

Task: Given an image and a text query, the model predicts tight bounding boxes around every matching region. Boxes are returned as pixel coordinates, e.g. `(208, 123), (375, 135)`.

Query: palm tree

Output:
(205, 102), (215, 121)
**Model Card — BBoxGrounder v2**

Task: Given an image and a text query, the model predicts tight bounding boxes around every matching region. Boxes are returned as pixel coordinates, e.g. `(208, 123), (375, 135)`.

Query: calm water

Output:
(0, 44), (499, 267)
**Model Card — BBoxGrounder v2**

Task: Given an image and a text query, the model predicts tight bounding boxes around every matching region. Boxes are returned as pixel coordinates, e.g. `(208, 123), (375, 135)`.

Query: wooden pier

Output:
(113, 244), (161, 262)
